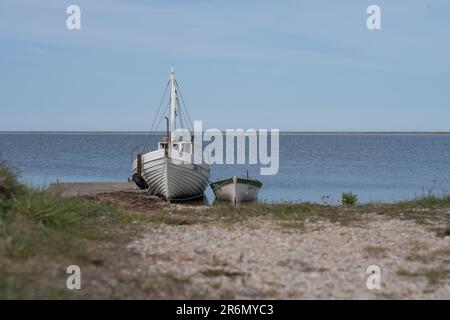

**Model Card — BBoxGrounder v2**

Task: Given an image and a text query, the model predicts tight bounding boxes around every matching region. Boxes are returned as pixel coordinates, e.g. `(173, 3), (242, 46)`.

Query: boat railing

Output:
(131, 138), (209, 164)
(131, 139), (154, 161)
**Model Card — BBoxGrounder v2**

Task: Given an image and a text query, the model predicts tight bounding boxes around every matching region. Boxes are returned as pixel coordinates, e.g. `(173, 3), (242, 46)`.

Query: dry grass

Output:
(397, 267), (450, 286)
(363, 245), (388, 258)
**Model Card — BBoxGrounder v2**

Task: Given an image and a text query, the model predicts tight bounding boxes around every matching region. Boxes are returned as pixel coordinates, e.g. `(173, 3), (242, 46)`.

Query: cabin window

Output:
(183, 143), (191, 154)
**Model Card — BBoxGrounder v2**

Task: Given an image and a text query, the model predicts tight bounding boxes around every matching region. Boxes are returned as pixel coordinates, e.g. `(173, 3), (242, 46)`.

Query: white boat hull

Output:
(133, 149), (210, 200)
(131, 67), (210, 200)
(211, 177), (261, 203)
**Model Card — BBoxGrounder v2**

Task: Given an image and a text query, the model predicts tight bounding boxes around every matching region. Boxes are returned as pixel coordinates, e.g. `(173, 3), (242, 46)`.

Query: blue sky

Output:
(1, 0), (449, 131)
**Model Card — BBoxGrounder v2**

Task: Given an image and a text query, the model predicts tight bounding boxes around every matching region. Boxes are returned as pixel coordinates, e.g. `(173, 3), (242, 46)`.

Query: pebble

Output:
(128, 216), (450, 299)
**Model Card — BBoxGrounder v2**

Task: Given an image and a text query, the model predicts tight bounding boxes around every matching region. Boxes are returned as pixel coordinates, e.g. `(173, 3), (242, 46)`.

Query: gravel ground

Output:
(129, 215), (450, 299)
(45, 185), (450, 299)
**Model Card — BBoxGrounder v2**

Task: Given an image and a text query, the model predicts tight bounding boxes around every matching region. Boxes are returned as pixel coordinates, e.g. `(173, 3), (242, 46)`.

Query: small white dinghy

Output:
(210, 175), (262, 204)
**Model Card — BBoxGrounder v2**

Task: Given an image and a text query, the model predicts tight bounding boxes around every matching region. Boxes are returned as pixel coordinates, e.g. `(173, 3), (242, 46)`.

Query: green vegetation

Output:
(203, 201), (364, 227)
(397, 267), (450, 286)
(199, 192), (450, 234)
(341, 192), (359, 206)
(0, 162), (152, 299)
(201, 268), (244, 278)
(0, 162), (25, 212)
(0, 167), (123, 259)
(201, 195), (450, 233)
(1, 161), (449, 299)
(424, 268), (449, 285)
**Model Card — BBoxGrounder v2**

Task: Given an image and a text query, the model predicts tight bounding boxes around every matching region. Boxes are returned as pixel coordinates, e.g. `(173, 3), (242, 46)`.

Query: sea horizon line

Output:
(1, 131), (450, 135)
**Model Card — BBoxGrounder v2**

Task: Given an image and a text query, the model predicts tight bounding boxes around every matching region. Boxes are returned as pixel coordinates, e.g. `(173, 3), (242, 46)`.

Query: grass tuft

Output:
(341, 192), (358, 206)
(201, 268), (244, 278)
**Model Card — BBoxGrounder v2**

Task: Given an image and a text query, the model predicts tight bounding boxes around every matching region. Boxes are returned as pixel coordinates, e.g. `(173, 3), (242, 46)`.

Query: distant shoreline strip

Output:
(1, 131), (450, 135)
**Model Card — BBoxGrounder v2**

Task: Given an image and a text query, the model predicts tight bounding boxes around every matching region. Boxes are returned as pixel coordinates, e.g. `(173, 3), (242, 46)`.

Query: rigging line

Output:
(141, 101), (170, 153)
(175, 80), (192, 125)
(181, 95), (194, 132)
(175, 87), (194, 133)
(143, 101), (170, 148)
(175, 80), (194, 128)
(178, 99), (185, 129)
(149, 80), (170, 133)
(179, 99), (193, 133)
(130, 80), (170, 161)
(174, 94), (183, 129)
(154, 100), (171, 134)
(177, 97), (191, 132)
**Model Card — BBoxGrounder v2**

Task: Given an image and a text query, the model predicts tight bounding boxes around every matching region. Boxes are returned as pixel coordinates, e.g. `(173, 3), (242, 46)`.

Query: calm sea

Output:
(1, 133), (449, 204)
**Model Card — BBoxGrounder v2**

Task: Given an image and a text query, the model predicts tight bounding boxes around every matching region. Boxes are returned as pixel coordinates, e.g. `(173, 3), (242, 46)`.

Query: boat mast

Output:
(169, 66), (177, 138)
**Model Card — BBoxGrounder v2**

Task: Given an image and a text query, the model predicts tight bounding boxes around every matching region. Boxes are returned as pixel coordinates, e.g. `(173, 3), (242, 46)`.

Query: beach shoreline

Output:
(40, 182), (450, 299)
(1, 176), (449, 299)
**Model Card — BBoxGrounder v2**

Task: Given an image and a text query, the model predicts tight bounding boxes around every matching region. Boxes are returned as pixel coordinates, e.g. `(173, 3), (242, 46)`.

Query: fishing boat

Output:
(132, 67), (210, 200)
(211, 174), (262, 204)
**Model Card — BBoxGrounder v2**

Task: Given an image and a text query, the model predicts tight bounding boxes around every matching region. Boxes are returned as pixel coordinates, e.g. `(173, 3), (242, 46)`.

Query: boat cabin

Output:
(158, 136), (192, 155)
